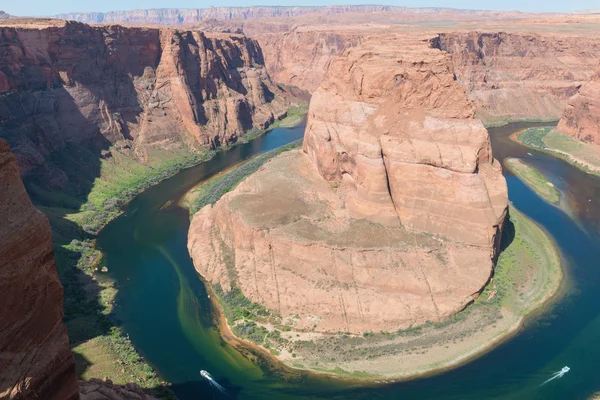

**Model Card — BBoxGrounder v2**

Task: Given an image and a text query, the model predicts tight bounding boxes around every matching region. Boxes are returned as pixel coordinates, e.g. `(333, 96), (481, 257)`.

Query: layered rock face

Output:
(557, 62), (600, 143)
(434, 32), (600, 124)
(0, 139), (78, 399)
(0, 21), (291, 178)
(189, 37), (508, 334)
(55, 6), (488, 25)
(254, 29), (362, 92)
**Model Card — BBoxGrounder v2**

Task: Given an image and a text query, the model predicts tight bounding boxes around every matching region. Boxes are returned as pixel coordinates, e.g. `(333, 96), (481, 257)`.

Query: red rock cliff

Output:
(0, 139), (78, 399)
(0, 20), (292, 177)
(433, 32), (600, 124)
(254, 29), (362, 92)
(557, 61), (600, 143)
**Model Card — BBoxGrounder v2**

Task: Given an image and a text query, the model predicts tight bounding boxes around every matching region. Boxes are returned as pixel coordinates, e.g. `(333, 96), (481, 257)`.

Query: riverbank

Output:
(504, 158), (561, 204)
(186, 141), (564, 380)
(515, 126), (600, 176)
(26, 105), (306, 397)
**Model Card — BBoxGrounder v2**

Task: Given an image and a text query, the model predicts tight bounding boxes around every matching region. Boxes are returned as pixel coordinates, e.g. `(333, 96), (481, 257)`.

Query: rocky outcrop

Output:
(0, 20), (292, 179)
(55, 6), (489, 25)
(433, 32), (600, 124)
(189, 36), (508, 335)
(557, 61), (600, 143)
(79, 379), (158, 400)
(0, 139), (78, 399)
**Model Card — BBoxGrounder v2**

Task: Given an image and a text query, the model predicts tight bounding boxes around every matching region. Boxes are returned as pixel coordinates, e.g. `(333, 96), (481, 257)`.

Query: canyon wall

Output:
(189, 36), (508, 335)
(55, 6), (502, 25)
(254, 29), (362, 92)
(557, 61), (600, 143)
(0, 20), (292, 181)
(0, 139), (78, 399)
(434, 32), (600, 124)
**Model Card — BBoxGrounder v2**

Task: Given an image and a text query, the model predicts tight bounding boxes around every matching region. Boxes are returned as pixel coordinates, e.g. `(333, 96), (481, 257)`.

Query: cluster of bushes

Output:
(518, 127), (553, 149)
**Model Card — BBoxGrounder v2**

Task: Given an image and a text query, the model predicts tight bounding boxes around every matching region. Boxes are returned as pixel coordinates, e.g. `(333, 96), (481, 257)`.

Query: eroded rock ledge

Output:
(188, 36), (508, 334)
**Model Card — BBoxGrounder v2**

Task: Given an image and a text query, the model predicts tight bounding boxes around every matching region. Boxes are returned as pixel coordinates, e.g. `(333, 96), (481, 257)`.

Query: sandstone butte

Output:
(188, 35), (509, 334)
(0, 19), (294, 181)
(557, 61), (600, 144)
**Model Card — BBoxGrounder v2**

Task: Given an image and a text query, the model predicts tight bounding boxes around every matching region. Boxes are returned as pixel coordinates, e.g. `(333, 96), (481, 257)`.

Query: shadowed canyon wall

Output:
(0, 20), (291, 182)
(0, 139), (78, 399)
(189, 36), (508, 334)
(557, 61), (600, 143)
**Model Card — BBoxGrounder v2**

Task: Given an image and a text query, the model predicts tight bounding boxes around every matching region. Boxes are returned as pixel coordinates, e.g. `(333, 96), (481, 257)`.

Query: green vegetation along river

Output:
(96, 120), (600, 399)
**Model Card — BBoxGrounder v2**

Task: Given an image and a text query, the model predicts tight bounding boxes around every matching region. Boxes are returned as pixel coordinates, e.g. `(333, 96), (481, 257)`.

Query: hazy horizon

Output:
(4, 1), (599, 18)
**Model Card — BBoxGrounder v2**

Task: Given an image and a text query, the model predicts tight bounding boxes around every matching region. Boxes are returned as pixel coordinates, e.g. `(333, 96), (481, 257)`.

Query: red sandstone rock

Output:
(0, 139), (78, 399)
(557, 62), (600, 143)
(188, 37), (508, 335)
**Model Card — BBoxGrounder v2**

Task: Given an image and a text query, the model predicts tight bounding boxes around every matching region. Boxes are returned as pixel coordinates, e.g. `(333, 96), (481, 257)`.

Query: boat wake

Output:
(541, 366), (570, 386)
(200, 370), (228, 395)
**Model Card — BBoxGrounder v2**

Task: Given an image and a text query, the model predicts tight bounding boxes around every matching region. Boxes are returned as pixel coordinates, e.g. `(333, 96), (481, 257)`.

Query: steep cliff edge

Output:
(188, 36), (508, 335)
(557, 61), (600, 143)
(0, 139), (78, 399)
(0, 20), (292, 181)
(434, 32), (600, 125)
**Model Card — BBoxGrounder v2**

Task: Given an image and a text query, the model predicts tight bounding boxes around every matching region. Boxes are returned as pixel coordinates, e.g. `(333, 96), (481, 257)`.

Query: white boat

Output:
(200, 370), (212, 380)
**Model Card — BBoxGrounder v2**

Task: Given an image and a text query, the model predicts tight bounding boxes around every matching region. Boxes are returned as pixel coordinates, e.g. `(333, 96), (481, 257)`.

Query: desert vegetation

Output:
(518, 127), (600, 176)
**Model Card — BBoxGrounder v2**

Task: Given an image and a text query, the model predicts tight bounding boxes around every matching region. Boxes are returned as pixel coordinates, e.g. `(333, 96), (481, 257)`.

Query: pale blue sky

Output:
(4, 0), (599, 17)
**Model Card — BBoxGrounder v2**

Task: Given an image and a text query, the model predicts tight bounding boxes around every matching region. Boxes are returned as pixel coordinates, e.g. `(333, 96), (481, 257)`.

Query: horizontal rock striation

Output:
(0, 21), (291, 178)
(189, 36), (508, 335)
(0, 139), (78, 399)
(56, 6), (487, 25)
(433, 32), (600, 124)
(557, 61), (600, 143)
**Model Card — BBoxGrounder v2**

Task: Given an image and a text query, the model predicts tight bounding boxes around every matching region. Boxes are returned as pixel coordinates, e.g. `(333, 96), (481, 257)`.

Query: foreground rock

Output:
(557, 61), (600, 143)
(189, 36), (508, 334)
(0, 20), (293, 180)
(0, 139), (78, 399)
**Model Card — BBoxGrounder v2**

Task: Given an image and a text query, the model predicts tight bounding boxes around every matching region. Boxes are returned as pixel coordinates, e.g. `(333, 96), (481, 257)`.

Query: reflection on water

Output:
(97, 121), (600, 399)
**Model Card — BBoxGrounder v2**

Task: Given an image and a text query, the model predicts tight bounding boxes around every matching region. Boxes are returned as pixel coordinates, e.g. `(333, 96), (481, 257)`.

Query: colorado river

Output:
(96, 121), (600, 399)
